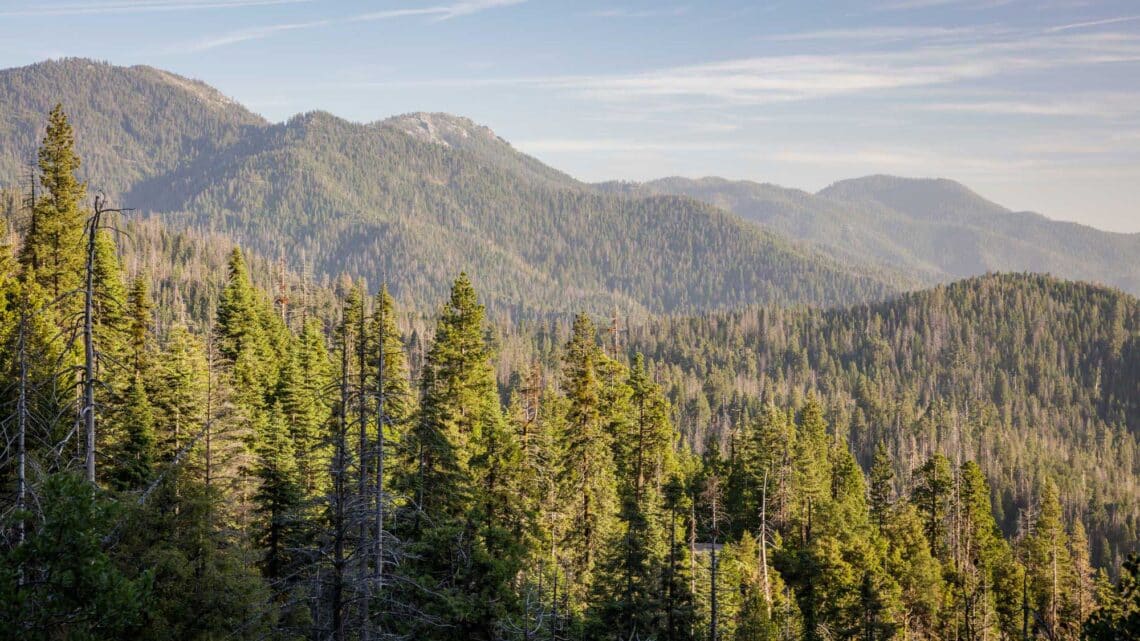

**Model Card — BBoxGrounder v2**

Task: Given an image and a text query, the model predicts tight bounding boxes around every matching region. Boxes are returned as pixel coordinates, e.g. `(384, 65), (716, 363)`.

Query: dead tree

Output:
(704, 474), (723, 641)
(759, 467), (772, 612)
(357, 295), (371, 641)
(80, 196), (130, 484)
(374, 291), (387, 615)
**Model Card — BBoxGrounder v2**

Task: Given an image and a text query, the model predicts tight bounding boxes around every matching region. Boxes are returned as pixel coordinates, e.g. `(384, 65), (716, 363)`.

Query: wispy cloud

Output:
(0, 0), (308, 17)
(437, 0), (526, 20)
(1046, 15), (1140, 33)
(335, 27), (1140, 118)
(770, 147), (1040, 176)
(587, 6), (689, 18)
(762, 25), (1005, 42)
(918, 93), (1140, 118)
(176, 0), (526, 52)
(515, 138), (739, 153)
(874, 0), (1014, 11)
(183, 18), (326, 52)
(535, 30), (1140, 106)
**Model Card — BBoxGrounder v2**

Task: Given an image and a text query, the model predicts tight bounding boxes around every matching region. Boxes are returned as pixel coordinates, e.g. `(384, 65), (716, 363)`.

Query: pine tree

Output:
(109, 374), (157, 491)
(1027, 478), (1074, 640)
(558, 313), (619, 610)
(216, 248), (260, 364)
(869, 443), (894, 530)
(20, 104), (87, 304)
(793, 399), (829, 545)
(1069, 519), (1096, 631)
(882, 503), (944, 640)
(662, 475), (697, 641)
(1083, 554), (1140, 641)
(150, 324), (207, 464)
(253, 402), (304, 581)
(279, 318), (333, 497)
(911, 454), (952, 560)
(126, 276), (151, 377)
(0, 473), (149, 640)
(399, 274), (524, 640)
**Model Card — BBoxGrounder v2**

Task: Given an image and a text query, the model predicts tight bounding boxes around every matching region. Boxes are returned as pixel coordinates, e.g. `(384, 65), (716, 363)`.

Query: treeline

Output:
(1, 59), (906, 317)
(604, 274), (1140, 573)
(3, 106), (1139, 641)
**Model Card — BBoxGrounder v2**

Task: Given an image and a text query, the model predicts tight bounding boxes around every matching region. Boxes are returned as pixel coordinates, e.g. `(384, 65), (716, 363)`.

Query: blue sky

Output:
(1, 0), (1139, 232)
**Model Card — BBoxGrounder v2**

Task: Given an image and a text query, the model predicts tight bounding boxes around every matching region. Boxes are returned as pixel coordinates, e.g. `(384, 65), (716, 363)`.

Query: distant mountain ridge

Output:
(0, 59), (903, 317)
(641, 174), (1140, 295)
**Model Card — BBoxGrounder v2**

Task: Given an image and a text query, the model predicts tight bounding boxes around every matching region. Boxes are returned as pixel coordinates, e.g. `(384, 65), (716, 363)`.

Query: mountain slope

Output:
(0, 59), (907, 316)
(644, 175), (1140, 295)
(629, 272), (1140, 565)
(126, 109), (901, 315)
(0, 58), (264, 195)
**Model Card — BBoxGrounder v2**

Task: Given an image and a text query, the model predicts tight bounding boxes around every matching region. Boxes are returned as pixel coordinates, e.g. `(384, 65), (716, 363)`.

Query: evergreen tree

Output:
(399, 274), (524, 640)
(0, 473), (149, 640)
(19, 104), (87, 304)
(109, 374), (157, 491)
(793, 399), (830, 546)
(558, 314), (619, 610)
(253, 402), (304, 581)
(869, 443), (894, 529)
(279, 318), (333, 497)
(662, 475), (698, 641)
(1027, 479), (1075, 640)
(911, 454), (952, 560)
(1083, 554), (1140, 641)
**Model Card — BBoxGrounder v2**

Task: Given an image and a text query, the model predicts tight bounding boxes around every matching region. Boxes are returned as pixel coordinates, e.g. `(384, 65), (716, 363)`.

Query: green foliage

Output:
(1084, 555), (1140, 641)
(3, 104), (1135, 641)
(19, 103), (87, 302)
(647, 175), (1140, 296)
(0, 473), (149, 640)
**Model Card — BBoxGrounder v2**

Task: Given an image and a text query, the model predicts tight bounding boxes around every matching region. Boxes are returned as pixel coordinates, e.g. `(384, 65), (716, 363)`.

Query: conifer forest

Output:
(2, 94), (1140, 640)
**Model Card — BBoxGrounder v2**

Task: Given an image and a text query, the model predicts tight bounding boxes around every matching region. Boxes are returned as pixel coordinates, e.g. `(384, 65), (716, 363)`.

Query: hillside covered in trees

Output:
(1, 104), (1139, 641)
(0, 59), (902, 317)
(633, 176), (1140, 295)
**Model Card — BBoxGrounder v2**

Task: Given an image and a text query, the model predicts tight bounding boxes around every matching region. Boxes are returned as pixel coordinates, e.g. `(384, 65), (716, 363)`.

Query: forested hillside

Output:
(2, 105), (1139, 641)
(0, 58), (264, 195)
(619, 273), (1140, 570)
(0, 59), (902, 317)
(642, 176), (1140, 295)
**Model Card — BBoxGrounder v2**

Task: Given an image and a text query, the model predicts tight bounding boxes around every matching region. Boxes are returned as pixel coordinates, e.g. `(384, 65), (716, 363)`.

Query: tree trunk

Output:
(82, 205), (100, 484)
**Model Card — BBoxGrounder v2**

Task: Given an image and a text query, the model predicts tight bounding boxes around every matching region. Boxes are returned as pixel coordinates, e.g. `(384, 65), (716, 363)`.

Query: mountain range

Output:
(2, 58), (1137, 317)
(634, 175), (1140, 294)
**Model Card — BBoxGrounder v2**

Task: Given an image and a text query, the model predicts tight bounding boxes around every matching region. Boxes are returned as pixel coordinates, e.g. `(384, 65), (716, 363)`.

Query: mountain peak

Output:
(818, 174), (1009, 220)
(132, 64), (242, 113)
(381, 112), (505, 149)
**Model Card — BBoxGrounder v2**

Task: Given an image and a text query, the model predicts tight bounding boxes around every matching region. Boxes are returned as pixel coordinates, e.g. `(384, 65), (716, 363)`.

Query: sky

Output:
(1, 0), (1139, 233)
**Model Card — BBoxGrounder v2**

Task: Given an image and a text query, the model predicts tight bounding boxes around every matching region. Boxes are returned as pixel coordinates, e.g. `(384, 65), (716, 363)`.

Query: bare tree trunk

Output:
(760, 467), (771, 612)
(667, 498), (676, 641)
(357, 301), (370, 641)
(689, 501), (697, 611)
(710, 507), (719, 641)
(81, 203), (100, 484)
(375, 295), (387, 605)
(205, 326), (215, 489)
(15, 301), (28, 569)
(333, 326), (350, 641)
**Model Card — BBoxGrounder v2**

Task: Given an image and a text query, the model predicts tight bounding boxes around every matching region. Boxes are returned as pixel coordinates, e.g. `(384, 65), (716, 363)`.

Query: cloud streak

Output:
(0, 0), (308, 17)
(1046, 15), (1140, 33)
(587, 6), (689, 18)
(532, 29), (1140, 107)
(516, 138), (740, 153)
(176, 0), (526, 52)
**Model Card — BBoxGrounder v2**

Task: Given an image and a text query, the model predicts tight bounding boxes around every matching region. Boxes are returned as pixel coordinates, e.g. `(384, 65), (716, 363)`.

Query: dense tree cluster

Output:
(1, 107), (1136, 641)
(1, 60), (902, 319)
(620, 273), (1140, 571)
